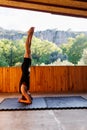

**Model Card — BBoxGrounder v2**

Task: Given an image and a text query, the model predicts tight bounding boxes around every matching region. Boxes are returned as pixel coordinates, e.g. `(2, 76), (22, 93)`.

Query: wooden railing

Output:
(0, 66), (87, 93)
(0, 67), (21, 92)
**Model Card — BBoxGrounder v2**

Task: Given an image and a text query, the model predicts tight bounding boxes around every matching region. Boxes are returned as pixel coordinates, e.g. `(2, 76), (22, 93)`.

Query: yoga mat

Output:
(0, 96), (87, 111)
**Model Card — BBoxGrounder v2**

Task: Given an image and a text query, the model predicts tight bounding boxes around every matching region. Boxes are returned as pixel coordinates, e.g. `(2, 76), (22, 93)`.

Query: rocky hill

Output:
(0, 27), (87, 45)
(0, 27), (26, 41)
(34, 29), (87, 45)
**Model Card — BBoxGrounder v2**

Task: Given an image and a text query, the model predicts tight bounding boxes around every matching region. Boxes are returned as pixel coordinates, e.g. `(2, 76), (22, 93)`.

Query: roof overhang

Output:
(0, 0), (87, 18)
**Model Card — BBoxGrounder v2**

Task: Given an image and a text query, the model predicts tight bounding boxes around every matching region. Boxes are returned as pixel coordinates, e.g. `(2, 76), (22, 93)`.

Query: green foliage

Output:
(60, 38), (74, 55)
(0, 56), (8, 66)
(78, 48), (87, 65)
(82, 48), (87, 64)
(31, 37), (61, 65)
(0, 39), (11, 66)
(67, 34), (87, 64)
(0, 38), (24, 66)
(0, 33), (87, 66)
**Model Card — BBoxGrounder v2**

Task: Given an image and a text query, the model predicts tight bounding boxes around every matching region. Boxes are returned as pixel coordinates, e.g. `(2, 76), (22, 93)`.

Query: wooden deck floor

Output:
(0, 93), (87, 130)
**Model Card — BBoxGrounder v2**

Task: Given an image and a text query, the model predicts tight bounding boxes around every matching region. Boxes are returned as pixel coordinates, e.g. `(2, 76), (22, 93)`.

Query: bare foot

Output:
(27, 27), (35, 35)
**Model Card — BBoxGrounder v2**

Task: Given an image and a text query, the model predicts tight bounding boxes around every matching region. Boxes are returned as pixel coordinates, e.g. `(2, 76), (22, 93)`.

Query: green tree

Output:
(67, 34), (87, 64)
(82, 48), (87, 64)
(60, 37), (74, 55)
(12, 39), (25, 66)
(31, 37), (61, 65)
(0, 39), (11, 66)
(0, 38), (24, 66)
(78, 48), (87, 65)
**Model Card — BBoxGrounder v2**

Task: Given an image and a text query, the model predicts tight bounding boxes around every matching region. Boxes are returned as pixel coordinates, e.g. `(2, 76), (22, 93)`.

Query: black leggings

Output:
(19, 58), (31, 93)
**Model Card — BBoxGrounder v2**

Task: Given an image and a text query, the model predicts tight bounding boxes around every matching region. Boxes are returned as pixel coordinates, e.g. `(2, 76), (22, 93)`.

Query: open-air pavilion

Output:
(0, 0), (87, 130)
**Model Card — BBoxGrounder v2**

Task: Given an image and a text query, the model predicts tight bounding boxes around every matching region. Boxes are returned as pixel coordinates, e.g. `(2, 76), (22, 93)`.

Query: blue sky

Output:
(0, 7), (87, 32)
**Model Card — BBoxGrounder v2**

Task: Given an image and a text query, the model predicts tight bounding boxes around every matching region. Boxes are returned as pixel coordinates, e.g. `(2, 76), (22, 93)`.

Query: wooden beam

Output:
(0, 0), (87, 18)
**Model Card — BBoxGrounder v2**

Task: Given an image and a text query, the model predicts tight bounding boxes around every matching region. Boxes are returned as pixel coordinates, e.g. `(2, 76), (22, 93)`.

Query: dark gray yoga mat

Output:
(0, 96), (87, 111)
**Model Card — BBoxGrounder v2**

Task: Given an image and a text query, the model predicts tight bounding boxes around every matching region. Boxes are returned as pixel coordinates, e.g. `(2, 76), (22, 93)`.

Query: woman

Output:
(18, 27), (35, 104)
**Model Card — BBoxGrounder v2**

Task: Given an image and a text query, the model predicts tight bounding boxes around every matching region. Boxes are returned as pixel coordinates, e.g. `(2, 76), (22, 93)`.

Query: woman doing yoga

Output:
(18, 27), (35, 104)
